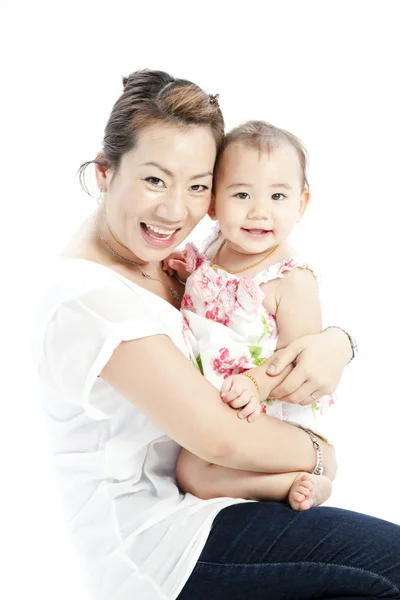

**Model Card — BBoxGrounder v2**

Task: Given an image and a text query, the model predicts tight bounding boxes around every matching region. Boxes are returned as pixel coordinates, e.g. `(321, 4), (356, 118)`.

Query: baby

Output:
(167, 121), (335, 511)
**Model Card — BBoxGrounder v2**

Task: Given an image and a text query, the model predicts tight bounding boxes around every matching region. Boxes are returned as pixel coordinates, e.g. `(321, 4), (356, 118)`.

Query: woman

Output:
(34, 69), (400, 600)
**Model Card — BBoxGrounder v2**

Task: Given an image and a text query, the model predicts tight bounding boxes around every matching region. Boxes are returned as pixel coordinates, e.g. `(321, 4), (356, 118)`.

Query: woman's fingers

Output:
(298, 388), (325, 406)
(270, 366), (308, 401)
(265, 339), (303, 375)
(277, 382), (322, 405)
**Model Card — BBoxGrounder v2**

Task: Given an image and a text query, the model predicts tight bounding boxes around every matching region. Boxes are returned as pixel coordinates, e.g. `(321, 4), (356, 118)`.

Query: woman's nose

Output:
(156, 189), (188, 222)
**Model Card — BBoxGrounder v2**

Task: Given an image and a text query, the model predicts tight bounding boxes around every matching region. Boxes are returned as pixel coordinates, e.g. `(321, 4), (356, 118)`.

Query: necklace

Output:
(210, 239), (280, 274)
(92, 214), (181, 301)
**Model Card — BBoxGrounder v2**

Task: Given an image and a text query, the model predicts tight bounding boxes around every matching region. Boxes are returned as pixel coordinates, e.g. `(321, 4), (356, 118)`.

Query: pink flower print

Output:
(212, 279), (239, 326)
(182, 317), (190, 332)
(191, 265), (220, 305)
(204, 305), (230, 327)
(237, 277), (263, 313)
(205, 305), (223, 323)
(278, 258), (298, 276)
(181, 293), (195, 312)
(211, 347), (252, 379)
(183, 243), (204, 273)
(265, 313), (278, 339)
(318, 395), (335, 415)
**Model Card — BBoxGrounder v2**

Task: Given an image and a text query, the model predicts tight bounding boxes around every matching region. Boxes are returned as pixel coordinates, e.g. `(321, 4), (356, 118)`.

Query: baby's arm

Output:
(274, 267), (322, 349)
(227, 268), (322, 401)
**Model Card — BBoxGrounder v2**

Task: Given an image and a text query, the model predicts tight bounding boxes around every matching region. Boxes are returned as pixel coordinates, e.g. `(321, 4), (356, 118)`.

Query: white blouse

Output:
(34, 259), (245, 600)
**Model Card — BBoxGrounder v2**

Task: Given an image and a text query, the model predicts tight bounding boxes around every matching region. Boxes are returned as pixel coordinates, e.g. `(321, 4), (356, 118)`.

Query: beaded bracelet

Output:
(239, 372), (260, 395)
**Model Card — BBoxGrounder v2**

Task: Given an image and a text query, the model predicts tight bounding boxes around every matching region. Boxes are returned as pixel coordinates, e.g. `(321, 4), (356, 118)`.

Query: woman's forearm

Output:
(213, 414), (334, 476)
(103, 335), (336, 478)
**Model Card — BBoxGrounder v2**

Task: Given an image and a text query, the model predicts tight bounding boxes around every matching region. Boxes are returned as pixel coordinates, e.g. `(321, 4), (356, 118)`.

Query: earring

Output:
(97, 188), (104, 206)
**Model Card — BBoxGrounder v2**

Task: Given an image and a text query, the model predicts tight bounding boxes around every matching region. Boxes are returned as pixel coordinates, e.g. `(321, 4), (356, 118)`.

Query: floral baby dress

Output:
(181, 240), (335, 442)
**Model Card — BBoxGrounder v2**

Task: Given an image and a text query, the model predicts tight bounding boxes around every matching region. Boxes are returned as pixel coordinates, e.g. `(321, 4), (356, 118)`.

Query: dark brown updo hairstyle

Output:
(215, 120), (309, 190)
(79, 69), (225, 194)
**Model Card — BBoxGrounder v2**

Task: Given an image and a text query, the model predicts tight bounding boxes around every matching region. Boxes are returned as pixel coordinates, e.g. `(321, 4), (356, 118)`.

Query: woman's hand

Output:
(266, 328), (352, 406)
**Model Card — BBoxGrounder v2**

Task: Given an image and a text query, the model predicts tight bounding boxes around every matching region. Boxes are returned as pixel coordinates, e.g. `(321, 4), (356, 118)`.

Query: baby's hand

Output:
(162, 251), (191, 282)
(220, 374), (262, 423)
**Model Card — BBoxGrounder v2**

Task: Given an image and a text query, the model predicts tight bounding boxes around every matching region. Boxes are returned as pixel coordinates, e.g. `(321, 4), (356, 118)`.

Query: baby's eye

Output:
(272, 193), (286, 201)
(235, 192), (250, 200)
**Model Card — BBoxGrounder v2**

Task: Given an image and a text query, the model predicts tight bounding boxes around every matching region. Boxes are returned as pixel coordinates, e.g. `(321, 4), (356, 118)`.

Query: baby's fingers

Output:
(221, 378), (234, 401)
(228, 389), (253, 409)
(222, 379), (246, 403)
(238, 397), (261, 422)
(223, 383), (243, 403)
(162, 259), (175, 277)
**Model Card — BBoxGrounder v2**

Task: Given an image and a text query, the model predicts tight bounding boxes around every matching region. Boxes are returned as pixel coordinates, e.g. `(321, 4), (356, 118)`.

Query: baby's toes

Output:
(298, 498), (312, 511)
(297, 484), (312, 497)
(292, 490), (307, 503)
(300, 479), (313, 491)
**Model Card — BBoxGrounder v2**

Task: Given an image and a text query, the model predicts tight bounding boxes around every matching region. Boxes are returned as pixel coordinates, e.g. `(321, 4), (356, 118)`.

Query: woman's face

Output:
(97, 123), (217, 263)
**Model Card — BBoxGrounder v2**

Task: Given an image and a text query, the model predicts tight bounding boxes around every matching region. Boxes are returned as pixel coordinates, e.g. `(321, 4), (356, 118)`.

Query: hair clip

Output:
(209, 93), (220, 105)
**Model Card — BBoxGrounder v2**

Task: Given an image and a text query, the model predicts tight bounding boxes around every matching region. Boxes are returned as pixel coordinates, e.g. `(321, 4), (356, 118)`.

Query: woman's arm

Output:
(101, 334), (336, 478)
(267, 327), (352, 404)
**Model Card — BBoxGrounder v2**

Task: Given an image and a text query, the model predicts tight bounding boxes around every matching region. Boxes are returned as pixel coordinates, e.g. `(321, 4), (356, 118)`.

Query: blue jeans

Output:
(178, 502), (400, 599)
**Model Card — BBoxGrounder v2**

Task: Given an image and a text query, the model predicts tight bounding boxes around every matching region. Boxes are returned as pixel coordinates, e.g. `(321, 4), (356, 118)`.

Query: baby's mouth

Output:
(242, 228), (272, 236)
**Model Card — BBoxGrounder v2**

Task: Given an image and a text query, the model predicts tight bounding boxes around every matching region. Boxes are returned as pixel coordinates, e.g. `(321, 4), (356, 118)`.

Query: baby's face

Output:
(213, 143), (309, 255)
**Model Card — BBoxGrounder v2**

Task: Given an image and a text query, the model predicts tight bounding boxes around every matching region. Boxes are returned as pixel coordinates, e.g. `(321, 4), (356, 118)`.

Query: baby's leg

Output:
(176, 448), (332, 509)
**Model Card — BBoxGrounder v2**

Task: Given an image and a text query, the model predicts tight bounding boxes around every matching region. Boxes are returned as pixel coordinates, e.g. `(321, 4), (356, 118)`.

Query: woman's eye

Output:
(235, 192), (250, 200)
(272, 193), (286, 201)
(191, 185), (208, 192)
(146, 177), (165, 188)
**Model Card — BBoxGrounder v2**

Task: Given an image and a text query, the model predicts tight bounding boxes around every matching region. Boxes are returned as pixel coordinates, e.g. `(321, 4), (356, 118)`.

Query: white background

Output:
(2, 1), (400, 598)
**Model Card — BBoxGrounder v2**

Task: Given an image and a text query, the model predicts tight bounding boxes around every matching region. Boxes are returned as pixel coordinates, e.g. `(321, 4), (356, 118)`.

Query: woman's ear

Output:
(208, 194), (218, 220)
(297, 189), (311, 222)
(94, 152), (109, 193)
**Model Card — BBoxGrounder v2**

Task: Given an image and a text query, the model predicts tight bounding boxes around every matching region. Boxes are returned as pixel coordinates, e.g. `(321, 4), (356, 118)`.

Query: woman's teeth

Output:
(144, 223), (176, 238)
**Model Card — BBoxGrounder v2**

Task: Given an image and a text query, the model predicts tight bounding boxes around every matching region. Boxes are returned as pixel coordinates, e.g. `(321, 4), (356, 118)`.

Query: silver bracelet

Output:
(302, 428), (324, 475)
(324, 326), (358, 363)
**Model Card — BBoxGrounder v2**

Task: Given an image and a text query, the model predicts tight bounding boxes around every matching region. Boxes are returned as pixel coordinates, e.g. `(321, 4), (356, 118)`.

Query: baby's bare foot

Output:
(288, 473), (332, 511)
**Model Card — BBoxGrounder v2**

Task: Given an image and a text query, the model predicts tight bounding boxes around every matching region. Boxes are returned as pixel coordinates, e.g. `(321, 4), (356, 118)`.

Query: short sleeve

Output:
(37, 285), (169, 421)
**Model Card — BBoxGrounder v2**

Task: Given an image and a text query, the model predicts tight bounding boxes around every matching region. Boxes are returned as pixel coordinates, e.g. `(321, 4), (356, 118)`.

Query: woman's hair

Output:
(215, 120), (309, 190)
(79, 69), (225, 193)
